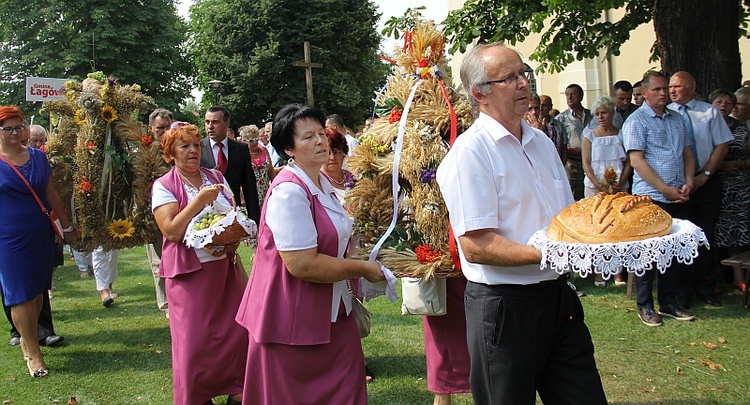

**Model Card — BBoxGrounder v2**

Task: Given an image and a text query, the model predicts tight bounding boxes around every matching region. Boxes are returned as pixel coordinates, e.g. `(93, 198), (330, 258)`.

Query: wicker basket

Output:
(208, 220), (249, 245)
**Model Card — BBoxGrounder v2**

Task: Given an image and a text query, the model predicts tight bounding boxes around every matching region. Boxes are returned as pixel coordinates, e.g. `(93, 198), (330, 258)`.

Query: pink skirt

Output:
(166, 257), (248, 405)
(243, 308), (367, 404)
(423, 277), (471, 395)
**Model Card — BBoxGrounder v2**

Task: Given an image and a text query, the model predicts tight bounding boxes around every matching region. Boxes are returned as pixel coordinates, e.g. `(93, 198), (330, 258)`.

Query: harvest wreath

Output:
(42, 71), (164, 251)
(346, 17), (474, 278)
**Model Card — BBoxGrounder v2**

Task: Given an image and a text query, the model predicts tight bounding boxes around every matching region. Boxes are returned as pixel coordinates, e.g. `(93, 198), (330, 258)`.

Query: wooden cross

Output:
(87, 33), (102, 71)
(293, 41), (323, 106)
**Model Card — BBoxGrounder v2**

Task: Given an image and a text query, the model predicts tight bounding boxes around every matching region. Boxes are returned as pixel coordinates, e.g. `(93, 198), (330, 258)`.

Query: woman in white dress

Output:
(582, 95), (632, 287)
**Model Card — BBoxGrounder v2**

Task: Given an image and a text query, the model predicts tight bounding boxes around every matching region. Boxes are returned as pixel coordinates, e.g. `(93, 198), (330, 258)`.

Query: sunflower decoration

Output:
(100, 105), (118, 123)
(108, 218), (136, 240)
(43, 71), (158, 251)
(74, 109), (87, 125)
(345, 15), (474, 279)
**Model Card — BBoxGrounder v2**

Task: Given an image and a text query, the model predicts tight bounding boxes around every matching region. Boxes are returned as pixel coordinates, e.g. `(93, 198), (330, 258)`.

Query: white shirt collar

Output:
(476, 112), (541, 146)
(210, 137), (229, 149)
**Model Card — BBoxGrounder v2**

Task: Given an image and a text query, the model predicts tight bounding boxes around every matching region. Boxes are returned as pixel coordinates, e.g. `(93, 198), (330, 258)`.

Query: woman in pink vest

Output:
(152, 124), (246, 405)
(235, 104), (385, 404)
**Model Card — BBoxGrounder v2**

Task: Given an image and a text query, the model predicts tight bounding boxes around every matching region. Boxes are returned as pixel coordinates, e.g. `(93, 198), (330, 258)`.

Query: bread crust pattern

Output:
(546, 192), (673, 243)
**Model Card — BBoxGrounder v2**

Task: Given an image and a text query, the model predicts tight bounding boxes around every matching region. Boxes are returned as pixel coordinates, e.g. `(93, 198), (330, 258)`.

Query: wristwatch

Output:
(62, 226), (75, 233)
(703, 170), (712, 177)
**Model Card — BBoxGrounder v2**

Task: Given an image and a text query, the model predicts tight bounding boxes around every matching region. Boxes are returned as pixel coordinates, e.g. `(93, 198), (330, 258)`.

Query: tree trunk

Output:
(654, 0), (742, 98)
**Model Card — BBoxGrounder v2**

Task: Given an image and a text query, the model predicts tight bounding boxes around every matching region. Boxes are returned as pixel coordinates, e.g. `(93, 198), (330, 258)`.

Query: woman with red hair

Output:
(0, 106), (75, 378)
(321, 127), (356, 204)
(152, 123), (247, 405)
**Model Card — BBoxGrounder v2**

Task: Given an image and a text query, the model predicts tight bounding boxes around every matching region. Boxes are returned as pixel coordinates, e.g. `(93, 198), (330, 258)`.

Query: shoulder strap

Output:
(0, 153), (51, 218)
(203, 167), (235, 206)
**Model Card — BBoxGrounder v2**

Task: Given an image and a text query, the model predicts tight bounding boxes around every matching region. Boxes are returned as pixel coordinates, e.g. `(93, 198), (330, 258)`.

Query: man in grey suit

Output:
(201, 106), (261, 223)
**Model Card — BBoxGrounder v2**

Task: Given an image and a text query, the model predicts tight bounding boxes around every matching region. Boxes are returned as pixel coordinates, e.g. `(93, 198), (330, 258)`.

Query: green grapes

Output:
(192, 213), (227, 231)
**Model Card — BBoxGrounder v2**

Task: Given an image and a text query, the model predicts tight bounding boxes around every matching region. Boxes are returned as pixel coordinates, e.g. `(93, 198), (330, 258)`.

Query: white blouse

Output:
(265, 163), (354, 322)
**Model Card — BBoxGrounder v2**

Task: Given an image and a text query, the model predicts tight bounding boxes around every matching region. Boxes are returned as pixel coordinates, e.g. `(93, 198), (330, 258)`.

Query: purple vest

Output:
(235, 169), (340, 345)
(156, 167), (228, 278)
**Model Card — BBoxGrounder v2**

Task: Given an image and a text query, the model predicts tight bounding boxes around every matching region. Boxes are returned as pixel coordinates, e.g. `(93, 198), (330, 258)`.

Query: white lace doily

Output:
(527, 218), (708, 278)
(183, 201), (258, 249)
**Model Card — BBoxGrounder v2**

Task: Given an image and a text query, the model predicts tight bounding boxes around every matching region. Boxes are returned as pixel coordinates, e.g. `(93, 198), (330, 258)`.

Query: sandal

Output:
(594, 281), (606, 288)
(26, 357), (49, 378)
(365, 365), (375, 383)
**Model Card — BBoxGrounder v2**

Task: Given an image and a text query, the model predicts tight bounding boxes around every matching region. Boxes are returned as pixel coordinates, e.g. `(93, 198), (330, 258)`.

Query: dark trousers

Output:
(680, 175), (723, 300)
(566, 158), (585, 201)
(635, 201), (691, 309)
(1, 281), (55, 341)
(464, 277), (607, 405)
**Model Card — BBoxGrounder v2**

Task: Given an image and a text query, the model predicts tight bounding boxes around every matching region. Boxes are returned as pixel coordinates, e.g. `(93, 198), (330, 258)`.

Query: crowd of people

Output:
(2, 43), (750, 405)
(524, 68), (749, 324)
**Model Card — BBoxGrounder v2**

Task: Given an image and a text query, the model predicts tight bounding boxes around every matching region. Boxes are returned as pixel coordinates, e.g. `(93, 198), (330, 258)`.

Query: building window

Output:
(525, 64), (537, 94)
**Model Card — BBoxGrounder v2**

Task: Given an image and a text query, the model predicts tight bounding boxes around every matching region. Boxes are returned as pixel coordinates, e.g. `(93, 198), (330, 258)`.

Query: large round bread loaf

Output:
(547, 192), (672, 243)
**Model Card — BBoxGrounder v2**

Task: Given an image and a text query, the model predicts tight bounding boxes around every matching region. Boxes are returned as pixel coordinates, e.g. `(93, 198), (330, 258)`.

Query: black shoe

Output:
(658, 304), (695, 321)
(41, 335), (64, 347)
(699, 294), (722, 307)
(638, 308), (663, 327)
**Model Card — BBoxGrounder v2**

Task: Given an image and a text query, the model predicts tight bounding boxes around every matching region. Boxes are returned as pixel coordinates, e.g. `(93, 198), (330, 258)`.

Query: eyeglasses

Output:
(483, 71), (532, 87)
(1, 125), (24, 134)
(245, 138), (259, 143)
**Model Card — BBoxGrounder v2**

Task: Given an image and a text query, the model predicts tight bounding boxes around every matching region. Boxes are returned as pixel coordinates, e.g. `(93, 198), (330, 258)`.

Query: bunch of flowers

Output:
(42, 71), (161, 251)
(602, 166), (619, 194)
(345, 16), (474, 279)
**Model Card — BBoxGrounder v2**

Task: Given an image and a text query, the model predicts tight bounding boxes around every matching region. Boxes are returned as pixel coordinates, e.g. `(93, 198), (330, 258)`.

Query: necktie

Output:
(680, 105), (699, 168)
(217, 142), (228, 173)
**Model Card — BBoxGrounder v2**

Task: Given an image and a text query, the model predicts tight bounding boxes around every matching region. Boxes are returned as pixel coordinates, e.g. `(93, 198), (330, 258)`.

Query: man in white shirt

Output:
(436, 42), (606, 405)
(667, 71), (731, 307)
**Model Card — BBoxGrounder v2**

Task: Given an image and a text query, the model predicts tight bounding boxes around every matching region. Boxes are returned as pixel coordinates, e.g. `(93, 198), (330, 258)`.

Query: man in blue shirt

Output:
(622, 71), (696, 326)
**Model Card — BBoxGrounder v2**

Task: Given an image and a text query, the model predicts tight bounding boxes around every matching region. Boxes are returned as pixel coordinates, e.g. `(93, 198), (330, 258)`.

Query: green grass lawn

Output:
(1, 247), (749, 404)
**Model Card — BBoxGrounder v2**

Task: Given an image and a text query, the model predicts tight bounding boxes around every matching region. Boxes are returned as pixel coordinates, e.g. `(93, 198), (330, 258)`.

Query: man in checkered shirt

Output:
(622, 70), (696, 327)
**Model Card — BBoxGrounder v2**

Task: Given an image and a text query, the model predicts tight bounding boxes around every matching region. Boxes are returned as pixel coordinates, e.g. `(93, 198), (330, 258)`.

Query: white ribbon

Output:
(369, 79), (423, 262)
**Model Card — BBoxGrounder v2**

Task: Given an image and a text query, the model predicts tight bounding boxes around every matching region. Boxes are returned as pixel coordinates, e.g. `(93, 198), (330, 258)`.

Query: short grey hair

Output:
(590, 95), (615, 113)
(529, 92), (541, 104)
(735, 86), (750, 101)
(148, 108), (173, 126)
(29, 124), (47, 138)
(460, 42), (508, 107)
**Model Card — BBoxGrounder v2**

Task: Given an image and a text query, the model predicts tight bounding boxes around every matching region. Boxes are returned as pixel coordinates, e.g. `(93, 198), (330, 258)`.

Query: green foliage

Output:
(382, 223), (423, 251)
(381, 6), (426, 40)
(443, 0), (656, 73)
(188, 0), (390, 127)
(0, 0), (193, 118)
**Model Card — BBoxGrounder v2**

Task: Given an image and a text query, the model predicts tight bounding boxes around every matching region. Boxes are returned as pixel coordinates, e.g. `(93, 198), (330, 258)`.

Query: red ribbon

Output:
(436, 77), (461, 271)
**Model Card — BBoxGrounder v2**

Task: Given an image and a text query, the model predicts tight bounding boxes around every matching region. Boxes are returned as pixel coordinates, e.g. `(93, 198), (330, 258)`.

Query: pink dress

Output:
(155, 168), (248, 405)
(235, 169), (366, 405)
(423, 277), (472, 395)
